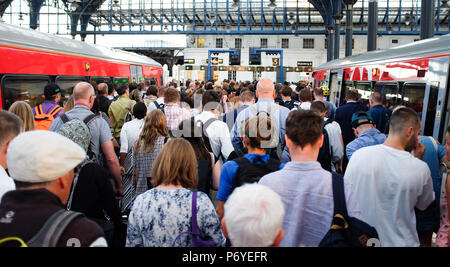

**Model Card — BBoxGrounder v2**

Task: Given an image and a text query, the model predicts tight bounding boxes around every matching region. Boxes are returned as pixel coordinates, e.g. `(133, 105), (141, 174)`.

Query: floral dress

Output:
(126, 188), (225, 247)
(436, 179), (450, 247)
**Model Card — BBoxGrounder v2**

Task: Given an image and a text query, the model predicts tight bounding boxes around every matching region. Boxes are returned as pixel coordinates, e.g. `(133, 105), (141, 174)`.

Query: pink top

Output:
(436, 179), (450, 247)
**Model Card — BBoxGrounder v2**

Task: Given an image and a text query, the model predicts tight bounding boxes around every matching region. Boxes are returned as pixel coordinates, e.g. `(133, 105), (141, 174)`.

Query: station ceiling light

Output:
(209, 13), (216, 24)
(288, 12), (295, 25)
(268, 0), (277, 10)
(163, 25), (168, 32)
(387, 24), (393, 34)
(441, 0), (450, 12)
(112, 0), (121, 12)
(226, 24), (231, 33)
(18, 12), (24, 21)
(232, 0), (240, 11)
(404, 13), (411, 26)
(70, 2), (79, 12)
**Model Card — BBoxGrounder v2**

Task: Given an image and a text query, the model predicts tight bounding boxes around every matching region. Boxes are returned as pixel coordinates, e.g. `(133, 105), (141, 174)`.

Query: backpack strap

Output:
(191, 191), (199, 236)
(330, 172), (349, 230)
(49, 105), (63, 118)
(83, 114), (97, 126)
(203, 117), (218, 132)
(34, 105), (42, 116)
(60, 113), (70, 124)
(27, 209), (84, 247)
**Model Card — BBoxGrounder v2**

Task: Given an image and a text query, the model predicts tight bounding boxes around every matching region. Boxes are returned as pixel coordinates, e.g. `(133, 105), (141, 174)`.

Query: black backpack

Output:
(231, 156), (280, 191)
(319, 173), (379, 247)
(317, 120), (333, 172)
(0, 209), (83, 247)
(153, 100), (165, 114)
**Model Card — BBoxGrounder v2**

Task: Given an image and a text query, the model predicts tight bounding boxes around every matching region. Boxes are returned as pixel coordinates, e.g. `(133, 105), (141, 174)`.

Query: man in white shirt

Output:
(0, 110), (22, 202)
(119, 102), (147, 172)
(195, 90), (235, 162)
(344, 107), (435, 247)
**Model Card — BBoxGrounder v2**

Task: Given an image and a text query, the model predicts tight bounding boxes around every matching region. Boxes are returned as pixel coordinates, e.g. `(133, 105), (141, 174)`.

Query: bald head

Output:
(97, 83), (108, 96)
(73, 82), (95, 104)
(256, 78), (275, 98)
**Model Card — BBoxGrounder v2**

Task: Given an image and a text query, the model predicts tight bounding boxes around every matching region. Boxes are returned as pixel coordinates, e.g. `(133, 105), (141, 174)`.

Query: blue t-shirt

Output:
(216, 154), (284, 202)
(416, 136), (446, 230)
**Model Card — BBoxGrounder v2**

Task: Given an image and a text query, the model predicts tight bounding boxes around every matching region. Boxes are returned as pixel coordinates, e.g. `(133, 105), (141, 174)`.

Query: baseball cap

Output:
(44, 83), (61, 98)
(351, 111), (374, 128)
(7, 130), (86, 183)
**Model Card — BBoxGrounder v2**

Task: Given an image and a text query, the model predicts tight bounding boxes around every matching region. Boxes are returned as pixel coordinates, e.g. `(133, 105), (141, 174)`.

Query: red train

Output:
(0, 22), (163, 110)
(313, 34), (450, 143)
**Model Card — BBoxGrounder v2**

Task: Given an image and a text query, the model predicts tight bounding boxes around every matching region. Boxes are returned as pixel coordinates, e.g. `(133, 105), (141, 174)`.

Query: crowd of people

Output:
(0, 77), (448, 248)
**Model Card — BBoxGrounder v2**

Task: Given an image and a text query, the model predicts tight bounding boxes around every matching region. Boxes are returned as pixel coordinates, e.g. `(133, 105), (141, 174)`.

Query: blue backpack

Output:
(319, 173), (379, 247)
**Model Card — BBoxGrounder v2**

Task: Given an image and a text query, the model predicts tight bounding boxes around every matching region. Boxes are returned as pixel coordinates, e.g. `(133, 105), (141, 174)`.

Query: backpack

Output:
(231, 156), (280, 191)
(0, 209), (83, 247)
(60, 113), (97, 162)
(153, 100), (165, 114)
(317, 119), (334, 172)
(197, 117), (225, 162)
(319, 173), (379, 247)
(124, 100), (134, 123)
(172, 191), (216, 247)
(34, 104), (63, 131)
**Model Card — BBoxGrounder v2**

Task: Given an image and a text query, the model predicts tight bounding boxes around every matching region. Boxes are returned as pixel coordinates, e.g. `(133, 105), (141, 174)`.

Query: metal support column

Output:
(333, 1), (342, 60)
(327, 26), (334, 62)
(367, 0), (378, 51)
(421, 0), (435, 39)
(345, 3), (353, 57)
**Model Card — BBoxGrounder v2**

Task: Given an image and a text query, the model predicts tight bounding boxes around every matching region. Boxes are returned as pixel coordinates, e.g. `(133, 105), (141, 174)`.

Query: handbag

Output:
(172, 191), (216, 247)
(319, 172), (379, 247)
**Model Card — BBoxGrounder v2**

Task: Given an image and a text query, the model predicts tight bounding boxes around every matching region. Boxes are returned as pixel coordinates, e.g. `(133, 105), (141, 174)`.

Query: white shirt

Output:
(324, 118), (344, 165)
(147, 97), (164, 113)
(344, 144), (435, 247)
(120, 118), (145, 153)
(0, 166), (15, 203)
(195, 111), (234, 161)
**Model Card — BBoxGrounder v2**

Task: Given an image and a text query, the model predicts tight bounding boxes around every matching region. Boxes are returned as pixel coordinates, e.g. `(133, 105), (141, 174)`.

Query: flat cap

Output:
(7, 130), (86, 183)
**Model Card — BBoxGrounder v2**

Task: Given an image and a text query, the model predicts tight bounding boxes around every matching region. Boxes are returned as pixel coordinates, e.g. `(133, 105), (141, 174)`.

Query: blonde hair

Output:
(134, 110), (169, 154)
(151, 138), (198, 189)
(64, 95), (75, 112)
(8, 101), (35, 132)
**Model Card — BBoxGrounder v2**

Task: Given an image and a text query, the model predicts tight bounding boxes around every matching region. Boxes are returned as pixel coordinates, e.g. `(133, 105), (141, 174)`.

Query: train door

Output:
(423, 56), (450, 143)
(328, 69), (344, 107)
(130, 65), (143, 84)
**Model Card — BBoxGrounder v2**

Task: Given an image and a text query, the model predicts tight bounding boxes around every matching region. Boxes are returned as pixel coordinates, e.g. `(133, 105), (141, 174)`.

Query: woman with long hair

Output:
(8, 101), (35, 132)
(132, 109), (169, 196)
(126, 138), (225, 247)
(178, 118), (214, 197)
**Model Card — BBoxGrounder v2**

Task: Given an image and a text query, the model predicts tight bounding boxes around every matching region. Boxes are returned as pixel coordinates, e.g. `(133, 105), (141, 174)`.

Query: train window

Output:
(145, 78), (158, 86)
(90, 77), (111, 89)
(374, 82), (401, 110)
(1, 76), (51, 110)
(55, 76), (88, 105)
(402, 83), (426, 117)
(424, 82), (440, 136)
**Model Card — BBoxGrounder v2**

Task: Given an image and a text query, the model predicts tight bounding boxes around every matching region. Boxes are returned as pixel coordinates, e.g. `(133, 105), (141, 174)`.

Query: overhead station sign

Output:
(297, 61), (313, 67)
